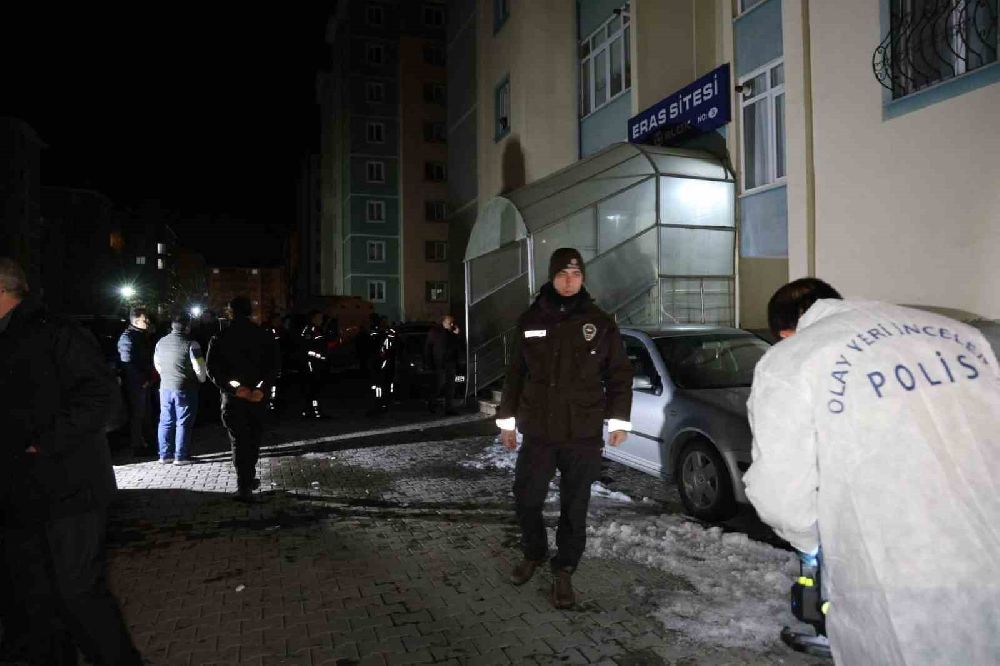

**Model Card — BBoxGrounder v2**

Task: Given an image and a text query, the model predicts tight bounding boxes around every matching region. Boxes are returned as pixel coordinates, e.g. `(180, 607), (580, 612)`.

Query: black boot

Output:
(551, 568), (575, 609)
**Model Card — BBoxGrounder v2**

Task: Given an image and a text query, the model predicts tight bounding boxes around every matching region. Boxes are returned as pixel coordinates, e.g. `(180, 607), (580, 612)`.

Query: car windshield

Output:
(654, 333), (770, 389)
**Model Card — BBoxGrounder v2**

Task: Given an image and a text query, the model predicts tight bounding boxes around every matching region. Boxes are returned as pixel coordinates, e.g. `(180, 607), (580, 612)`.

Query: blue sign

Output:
(628, 63), (731, 146)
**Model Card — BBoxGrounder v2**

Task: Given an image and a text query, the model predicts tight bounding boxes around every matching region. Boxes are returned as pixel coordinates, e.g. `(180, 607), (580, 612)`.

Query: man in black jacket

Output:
(117, 306), (153, 456)
(424, 314), (463, 415)
(0, 258), (141, 665)
(496, 248), (633, 609)
(207, 297), (280, 501)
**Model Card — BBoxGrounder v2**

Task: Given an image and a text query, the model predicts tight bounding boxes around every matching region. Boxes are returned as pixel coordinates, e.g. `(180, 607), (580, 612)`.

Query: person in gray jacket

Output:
(153, 312), (207, 465)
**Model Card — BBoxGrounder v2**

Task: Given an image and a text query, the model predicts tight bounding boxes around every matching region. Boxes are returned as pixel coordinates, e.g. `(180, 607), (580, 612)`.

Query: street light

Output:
(190, 305), (203, 318)
(119, 285), (137, 300)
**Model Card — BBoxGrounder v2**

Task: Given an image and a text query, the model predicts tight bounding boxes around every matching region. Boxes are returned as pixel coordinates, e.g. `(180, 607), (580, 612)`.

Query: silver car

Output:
(604, 326), (772, 521)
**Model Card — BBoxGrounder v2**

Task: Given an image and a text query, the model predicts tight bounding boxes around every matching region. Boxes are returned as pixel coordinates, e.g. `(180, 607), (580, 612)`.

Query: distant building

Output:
(317, 0), (449, 322)
(40, 187), (122, 315)
(0, 117), (45, 290)
(207, 266), (288, 324)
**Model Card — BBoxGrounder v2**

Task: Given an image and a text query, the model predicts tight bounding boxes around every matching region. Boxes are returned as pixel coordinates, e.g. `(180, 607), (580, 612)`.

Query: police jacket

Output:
(0, 299), (119, 526)
(744, 300), (1000, 665)
(496, 284), (633, 442)
(117, 324), (152, 385)
(300, 323), (327, 364)
(206, 316), (280, 397)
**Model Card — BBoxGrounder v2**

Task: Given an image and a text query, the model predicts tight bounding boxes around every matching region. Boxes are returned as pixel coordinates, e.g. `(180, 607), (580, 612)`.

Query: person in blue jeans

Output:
(153, 312), (208, 464)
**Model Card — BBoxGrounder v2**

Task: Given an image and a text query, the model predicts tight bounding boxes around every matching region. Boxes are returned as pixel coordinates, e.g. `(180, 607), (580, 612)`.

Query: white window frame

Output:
(425, 200), (448, 221)
(366, 199), (386, 223)
(579, 5), (631, 119)
(365, 81), (385, 103)
(366, 121), (385, 144)
(424, 82), (446, 104)
(368, 280), (387, 303)
(739, 0), (768, 15)
(738, 57), (786, 194)
(367, 42), (385, 66)
(423, 4), (445, 28)
(366, 160), (386, 183)
(425, 162), (446, 182)
(366, 4), (384, 26)
(136, 256), (146, 265)
(423, 43), (445, 66)
(367, 240), (386, 263)
(426, 281), (448, 303)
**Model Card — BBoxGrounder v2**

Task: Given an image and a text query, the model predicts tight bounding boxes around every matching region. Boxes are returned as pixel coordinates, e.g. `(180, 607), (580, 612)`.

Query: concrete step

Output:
(491, 389), (503, 403)
(478, 399), (498, 417)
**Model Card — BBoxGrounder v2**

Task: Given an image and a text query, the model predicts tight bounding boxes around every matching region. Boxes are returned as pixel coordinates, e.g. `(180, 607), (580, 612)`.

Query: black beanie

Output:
(548, 247), (585, 282)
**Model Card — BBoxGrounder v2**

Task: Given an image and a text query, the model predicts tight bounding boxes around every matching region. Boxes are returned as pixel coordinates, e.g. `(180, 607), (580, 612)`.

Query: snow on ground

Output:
(461, 438), (634, 503)
(587, 514), (810, 650)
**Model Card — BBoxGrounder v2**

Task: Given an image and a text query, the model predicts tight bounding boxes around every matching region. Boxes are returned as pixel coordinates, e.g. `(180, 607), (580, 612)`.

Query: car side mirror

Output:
(632, 374), (653, 390)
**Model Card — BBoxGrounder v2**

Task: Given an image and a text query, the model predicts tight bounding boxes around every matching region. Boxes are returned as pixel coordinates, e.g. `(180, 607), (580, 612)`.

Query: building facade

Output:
(0, 118), (45, 291)
(318, 0), (449, 322)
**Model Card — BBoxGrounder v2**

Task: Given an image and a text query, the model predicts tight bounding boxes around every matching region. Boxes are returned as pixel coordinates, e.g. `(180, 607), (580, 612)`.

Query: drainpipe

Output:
(802, 0), (816, 275)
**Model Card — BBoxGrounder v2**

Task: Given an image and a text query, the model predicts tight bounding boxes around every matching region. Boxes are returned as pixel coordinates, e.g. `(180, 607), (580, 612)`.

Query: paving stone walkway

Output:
(108, 433), (819, 665)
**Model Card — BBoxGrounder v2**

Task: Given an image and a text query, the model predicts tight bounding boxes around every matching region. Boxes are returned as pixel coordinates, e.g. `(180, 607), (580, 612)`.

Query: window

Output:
(623, 336), (662, 393)
(157, 258), (165, 270)
(157, 242), (167, 254)
(136, 256), (146, 265)
(366, 4), (384, 26)
(368, 280), (386, 302)
(878, 0), (998, 100)
(740, 0), (768, 13)
(579, 6), (631, 118)
(424, 162), (447, 182)
(494, 0), (510, 32)
(367, 160), (386, 183)
(494, 75), (510, 140)
(423, 82), (446, 105)
(366, 200), (386, 223)
(426, 281), (448, 302)
(423, 121), (446, 143)
(366, 121), (385, 143)
(425, 240), (448, 262)
(739, 60), (785, 191)
(367, 42), (385, 65)
(423, 5), (446, 27)
(366, 81), (385, 103)
(423, 43), (446, 66)
(425, 201), (448, 221)
(367, 240), (386, 263)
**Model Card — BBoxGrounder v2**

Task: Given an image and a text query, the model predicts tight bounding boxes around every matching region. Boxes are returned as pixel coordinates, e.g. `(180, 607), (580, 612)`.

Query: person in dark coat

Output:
(117, 306), (153, 456)
(0, 258), (141, 665)
(298, 310), (329, 419)
(495, 247), (633, 609)
(366, 316), (397, 416)
(206, 296), (280, 501)
(424, 314), (463, 415)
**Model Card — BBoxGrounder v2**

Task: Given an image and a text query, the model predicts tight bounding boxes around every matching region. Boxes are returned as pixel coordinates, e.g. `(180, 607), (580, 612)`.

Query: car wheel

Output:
(677, 439), (736, 522)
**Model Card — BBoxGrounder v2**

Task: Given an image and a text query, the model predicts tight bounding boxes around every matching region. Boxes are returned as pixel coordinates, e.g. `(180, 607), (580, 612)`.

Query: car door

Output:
(614, 333), (668, 475)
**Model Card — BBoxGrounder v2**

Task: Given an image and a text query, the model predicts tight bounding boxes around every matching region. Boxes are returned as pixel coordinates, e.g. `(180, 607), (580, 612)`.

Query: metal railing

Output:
(874, 0), (998, 99)
(470, 325), (518, 396)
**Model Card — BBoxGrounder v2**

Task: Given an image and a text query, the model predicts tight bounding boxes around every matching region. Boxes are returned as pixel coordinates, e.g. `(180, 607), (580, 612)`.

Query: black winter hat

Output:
(548, 247), (586, 282)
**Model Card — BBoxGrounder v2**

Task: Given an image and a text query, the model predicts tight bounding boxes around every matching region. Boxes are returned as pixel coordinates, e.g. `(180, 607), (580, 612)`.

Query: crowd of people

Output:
(4, 245), (997, 665)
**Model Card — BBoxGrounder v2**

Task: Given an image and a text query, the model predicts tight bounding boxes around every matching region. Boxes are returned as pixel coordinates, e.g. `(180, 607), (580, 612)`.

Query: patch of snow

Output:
(587, 514), (811, 651)
(458, 437), (517, 471)
(590, 482), (633, 503)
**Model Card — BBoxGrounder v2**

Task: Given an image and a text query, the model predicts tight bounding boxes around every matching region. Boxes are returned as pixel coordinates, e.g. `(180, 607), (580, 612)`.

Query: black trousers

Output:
(302, 362), (326, 409)
(2, 508), (141, 666)
(221, 395), (266, 487)
(512, 437), (603, 572)
(124, 381), (149, 450)
(431, 365), (456, 406)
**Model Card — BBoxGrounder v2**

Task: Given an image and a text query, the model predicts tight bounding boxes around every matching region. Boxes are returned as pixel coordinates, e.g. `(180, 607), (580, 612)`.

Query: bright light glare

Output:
(119, 285), (136, 299)
(190, 306), (203, 317)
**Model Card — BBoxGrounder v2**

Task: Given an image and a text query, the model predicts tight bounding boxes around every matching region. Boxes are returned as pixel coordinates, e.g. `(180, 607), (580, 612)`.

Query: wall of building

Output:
(0, 118), (44, 290)
(399, 33), (449, 322)
(476, 0), (578, 202)
(805, 0), (1000, 316)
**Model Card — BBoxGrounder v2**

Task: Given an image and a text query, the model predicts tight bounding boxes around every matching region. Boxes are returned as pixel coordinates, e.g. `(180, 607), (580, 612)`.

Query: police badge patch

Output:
(582, 323), (597, 341)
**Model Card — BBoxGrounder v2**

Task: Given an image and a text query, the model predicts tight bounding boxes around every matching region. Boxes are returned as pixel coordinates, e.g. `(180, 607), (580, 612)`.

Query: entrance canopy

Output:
(464, 142), (736, 393)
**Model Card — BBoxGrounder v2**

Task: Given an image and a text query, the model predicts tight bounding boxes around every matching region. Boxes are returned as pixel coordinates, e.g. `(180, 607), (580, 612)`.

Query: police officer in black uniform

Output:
(206, 297), (280, 501)
(366, 316), (397, 416)
(496, 248), (633, 609)
(299, 310), (329, 419)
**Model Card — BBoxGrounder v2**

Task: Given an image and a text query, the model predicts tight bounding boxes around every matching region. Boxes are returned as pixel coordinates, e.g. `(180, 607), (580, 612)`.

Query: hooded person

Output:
(494, 247), (633, 609)
(743, 278), (1000, 665)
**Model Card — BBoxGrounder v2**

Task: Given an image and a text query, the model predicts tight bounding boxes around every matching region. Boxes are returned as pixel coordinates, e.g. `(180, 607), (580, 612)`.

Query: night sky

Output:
(1, 3), (329, 263)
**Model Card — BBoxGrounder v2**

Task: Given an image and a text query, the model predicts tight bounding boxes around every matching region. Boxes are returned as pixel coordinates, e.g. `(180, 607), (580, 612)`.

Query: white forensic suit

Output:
(744, 299), (1000, 665)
